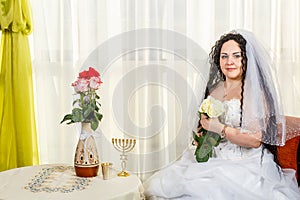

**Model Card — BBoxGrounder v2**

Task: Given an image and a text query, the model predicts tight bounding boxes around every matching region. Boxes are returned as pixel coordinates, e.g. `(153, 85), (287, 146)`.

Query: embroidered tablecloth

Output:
(0, 164), (144, 200)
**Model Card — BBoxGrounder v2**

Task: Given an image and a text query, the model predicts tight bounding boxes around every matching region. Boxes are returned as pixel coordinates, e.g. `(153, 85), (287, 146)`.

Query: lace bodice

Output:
(212, 96), (262, 160)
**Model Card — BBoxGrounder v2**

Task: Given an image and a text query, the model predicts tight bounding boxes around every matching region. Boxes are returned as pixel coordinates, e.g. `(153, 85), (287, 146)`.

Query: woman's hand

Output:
(200, 116), (223, 134)
(192, 140), (198, 146)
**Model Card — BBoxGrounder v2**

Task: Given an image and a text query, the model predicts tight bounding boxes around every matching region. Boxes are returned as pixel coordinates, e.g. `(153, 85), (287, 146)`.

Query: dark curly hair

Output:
(205, 32), (280, 166)
(207, 32), (247, 126)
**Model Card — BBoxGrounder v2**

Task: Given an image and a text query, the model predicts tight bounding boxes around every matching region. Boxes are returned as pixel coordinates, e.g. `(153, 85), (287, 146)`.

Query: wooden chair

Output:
(277, 116), (300, 184)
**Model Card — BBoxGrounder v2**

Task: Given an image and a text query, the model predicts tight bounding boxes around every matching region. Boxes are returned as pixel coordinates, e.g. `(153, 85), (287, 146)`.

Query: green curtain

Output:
(0, 0), (39, 171)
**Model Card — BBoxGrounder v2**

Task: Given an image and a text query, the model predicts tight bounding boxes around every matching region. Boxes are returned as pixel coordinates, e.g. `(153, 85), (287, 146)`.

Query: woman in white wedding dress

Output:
(144, 30), (300, 200)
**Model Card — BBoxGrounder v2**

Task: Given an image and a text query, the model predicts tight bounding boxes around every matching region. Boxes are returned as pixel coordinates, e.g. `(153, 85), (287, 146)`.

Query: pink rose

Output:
(89, 76), (103, 90)
(72, 78), (89, 92)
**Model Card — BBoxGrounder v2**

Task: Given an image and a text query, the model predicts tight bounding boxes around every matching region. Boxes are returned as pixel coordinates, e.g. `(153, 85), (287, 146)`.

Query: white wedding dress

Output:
(144, 98), (300, 200)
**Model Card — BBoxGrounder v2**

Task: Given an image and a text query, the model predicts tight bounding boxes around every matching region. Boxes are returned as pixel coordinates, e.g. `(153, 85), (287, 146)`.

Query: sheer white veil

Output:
(237, 29), (285, 145)
(206, 29), (286, 146)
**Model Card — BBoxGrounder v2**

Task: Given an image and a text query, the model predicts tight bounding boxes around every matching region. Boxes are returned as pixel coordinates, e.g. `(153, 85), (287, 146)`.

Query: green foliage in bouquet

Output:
(193, 115), (221, 162)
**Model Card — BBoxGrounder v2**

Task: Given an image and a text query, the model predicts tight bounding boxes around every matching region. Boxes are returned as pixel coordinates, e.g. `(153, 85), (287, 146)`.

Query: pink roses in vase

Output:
(61, 67), (103, 131)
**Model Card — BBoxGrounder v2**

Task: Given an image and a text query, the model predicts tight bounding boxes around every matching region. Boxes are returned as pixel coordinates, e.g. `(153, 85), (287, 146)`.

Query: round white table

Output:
(0, 164), (144, 200)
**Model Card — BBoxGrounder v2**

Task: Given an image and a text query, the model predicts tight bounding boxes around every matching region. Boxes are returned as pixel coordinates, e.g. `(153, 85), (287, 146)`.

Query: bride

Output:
(144, 30), (300, 199)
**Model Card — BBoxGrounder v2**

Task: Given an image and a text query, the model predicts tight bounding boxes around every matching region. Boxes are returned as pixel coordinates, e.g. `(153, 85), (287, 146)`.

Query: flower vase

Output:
(74, 122), (99, 177)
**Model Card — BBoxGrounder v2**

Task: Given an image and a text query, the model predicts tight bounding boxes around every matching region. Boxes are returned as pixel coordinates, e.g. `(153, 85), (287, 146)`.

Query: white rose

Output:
(199, 96), (224, 118)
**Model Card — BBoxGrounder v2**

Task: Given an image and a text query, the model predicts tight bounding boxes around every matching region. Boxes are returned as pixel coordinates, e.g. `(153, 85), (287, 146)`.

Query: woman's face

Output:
(219, 40), (243, 81)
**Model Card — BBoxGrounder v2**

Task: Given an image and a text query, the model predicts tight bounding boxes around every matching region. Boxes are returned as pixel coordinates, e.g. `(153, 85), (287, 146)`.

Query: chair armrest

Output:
(278, 135), (300, 179)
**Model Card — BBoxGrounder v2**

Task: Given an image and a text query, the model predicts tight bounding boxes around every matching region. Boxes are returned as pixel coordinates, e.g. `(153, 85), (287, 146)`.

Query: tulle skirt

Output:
(144, 148), (300, 200)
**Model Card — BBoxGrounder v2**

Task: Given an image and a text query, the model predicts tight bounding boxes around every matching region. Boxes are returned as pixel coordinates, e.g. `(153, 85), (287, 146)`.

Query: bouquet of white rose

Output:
(193, 96), (225, 162)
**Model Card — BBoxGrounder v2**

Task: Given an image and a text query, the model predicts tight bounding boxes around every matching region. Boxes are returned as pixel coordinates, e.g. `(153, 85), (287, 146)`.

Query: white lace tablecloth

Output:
(0, 164), (144, 200)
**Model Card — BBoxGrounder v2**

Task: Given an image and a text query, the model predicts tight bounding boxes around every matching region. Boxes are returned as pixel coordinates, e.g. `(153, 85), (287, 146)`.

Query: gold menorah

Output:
(112, 138), (136, 177)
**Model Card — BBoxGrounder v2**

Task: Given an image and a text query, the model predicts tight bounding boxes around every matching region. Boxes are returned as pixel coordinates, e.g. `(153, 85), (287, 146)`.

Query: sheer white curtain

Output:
(31, 0), (300, 180)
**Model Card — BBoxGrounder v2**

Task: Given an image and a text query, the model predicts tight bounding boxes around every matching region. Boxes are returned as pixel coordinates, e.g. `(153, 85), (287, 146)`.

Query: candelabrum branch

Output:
(113, 139), (136, 153)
